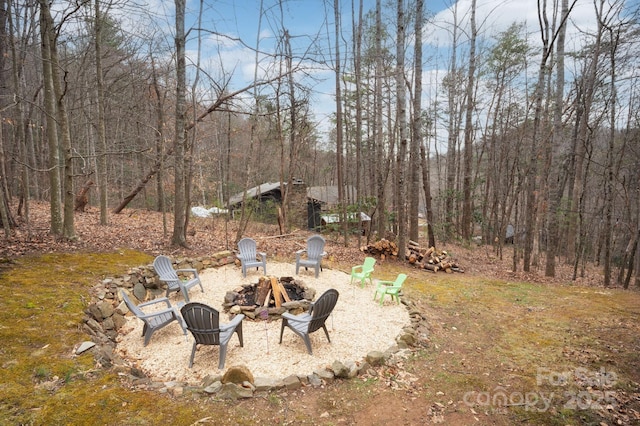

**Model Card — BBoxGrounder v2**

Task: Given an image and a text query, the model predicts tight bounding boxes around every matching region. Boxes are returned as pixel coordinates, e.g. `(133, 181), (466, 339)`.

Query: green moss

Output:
(0, 250), (216, 425)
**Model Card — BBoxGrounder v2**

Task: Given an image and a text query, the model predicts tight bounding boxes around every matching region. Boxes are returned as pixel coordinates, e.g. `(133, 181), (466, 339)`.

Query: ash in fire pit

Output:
(223, 276), (316, 320)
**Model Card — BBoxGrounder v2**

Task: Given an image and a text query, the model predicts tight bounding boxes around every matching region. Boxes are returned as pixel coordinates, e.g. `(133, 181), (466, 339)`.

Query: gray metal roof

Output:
(307, 186), (356, 205)
(228, 182), (282, 206)
(229, 182), (357, 207)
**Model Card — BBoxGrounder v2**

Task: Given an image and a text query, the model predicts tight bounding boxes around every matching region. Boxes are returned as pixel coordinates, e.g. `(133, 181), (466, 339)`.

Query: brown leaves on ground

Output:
(2, 200), (605, 289)
(1, 202), (363, 266)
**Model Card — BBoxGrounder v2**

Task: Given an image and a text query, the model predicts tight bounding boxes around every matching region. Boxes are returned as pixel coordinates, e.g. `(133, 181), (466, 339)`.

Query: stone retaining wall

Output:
(81, 251), (235, 363)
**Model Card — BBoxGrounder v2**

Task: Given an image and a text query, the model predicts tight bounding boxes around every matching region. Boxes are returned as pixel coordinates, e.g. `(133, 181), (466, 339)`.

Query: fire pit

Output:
(223, 276), (316, 320)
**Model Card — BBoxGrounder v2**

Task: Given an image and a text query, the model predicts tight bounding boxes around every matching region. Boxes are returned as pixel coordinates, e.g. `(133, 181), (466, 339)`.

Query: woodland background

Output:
(0, 0), (639, 288)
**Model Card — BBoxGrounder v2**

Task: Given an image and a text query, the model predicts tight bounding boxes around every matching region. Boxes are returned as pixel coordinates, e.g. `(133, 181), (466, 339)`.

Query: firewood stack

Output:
(360, 238), (399, 259)
(362, 239), (464, 273)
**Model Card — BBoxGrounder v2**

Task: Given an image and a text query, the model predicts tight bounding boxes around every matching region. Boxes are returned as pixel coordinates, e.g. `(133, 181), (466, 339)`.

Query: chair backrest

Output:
(362, 257), (376, 273)
(237, 238), (257, 261)
(308, 289), (339, 334)
(393, 273), (408, 287)
(153, 255), (178, 280)
(180, 302), (222, 346)
(306, 235), (326, 261)
(120, 291), (144, 318)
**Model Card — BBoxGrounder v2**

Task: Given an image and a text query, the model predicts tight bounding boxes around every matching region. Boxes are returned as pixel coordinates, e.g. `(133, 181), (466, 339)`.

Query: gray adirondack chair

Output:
(153, 255), (204, 302)
(180, 302), (245, 369)
(279, 288), (339, 354)
(236, 237), (267, 277)
(120, 290), (186, 346)
(295, 235), (327, 278)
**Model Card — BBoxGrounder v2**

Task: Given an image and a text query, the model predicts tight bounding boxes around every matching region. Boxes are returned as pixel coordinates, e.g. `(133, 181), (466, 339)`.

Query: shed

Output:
(228, 182), (283, 208)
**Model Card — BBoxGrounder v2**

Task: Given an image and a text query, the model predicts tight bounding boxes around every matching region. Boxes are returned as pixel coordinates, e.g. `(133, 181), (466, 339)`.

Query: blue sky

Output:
(135, 0), (629, 141)
(183, 0), (457, 134)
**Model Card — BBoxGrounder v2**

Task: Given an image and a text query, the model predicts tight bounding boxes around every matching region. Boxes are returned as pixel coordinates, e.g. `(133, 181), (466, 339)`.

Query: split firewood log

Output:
(278, 281), (291, 302)
(256, 276), (271, 306)
(423, 263), (439, 272)
(270, 277), (282, 307)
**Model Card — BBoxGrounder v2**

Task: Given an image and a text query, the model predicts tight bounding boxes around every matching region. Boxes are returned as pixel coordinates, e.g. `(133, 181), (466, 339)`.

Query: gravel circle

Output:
(115, 262), (410, 383)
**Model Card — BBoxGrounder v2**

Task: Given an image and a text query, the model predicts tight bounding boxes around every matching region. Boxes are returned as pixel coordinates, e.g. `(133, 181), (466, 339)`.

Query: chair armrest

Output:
(137, 307), (176, 320)
(138, 297), (172, 309)
(258, 252), (267, 261)
(220, 314), (245, 331)
(281, 312), (311, 323)
(376, 280), (396, 288)
(351, 265), (363, 273)
(176, 268), (199, 278)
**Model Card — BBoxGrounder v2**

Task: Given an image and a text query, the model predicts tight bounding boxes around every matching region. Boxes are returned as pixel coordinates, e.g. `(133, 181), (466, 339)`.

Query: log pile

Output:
(406, 241), (464, 273)
(361, 239), (464, 273)
(360, 238), (399, 259)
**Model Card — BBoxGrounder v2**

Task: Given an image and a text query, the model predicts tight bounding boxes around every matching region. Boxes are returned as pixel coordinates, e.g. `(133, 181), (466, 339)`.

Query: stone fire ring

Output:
(112, 261), (416, 394)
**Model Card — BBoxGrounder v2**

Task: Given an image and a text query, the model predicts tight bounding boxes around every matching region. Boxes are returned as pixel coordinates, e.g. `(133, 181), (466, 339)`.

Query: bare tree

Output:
(523, 0), (576, 271)
(410, 0), (424, 244)
(461, 0), (477, 241)
(395, 0), (408, 259)
(374, 0), (386, 238)
(94, 0), (108, 225)
(444, 1), (461, 240)
(38, 0), (62, 236)
(602, 0), (625, 287)
(172, 0), (187, 247)
(545, 0), (570, 277)
(352, 0), (364, 245)
(334, 0), (348, 245)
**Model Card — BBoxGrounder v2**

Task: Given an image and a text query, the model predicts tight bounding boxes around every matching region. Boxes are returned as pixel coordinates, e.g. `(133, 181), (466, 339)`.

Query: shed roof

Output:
(228, 182), (282, 206)
(307, 186), (356, 205)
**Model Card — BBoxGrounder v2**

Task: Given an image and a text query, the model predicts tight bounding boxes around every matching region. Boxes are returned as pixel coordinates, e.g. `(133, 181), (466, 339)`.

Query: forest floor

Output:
(1, 201), (639, 425)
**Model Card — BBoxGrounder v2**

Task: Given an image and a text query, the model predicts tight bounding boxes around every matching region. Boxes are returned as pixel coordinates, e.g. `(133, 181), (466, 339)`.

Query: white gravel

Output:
(115, 262), (410, 383)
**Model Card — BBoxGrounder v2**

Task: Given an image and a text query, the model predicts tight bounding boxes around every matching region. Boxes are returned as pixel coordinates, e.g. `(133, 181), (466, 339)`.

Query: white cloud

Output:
(427, 0), (600, 50)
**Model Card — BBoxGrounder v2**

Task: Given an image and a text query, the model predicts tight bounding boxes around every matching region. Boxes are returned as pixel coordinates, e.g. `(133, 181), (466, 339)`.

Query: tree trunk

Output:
(38, 0), (62, 236)
(150, 55), (167, 235)
(524, 2), (552, 272)
(395, 0), (408, 260)
(444, 2), (460, 241)
(461, 0), (477, 241)
(374, 0), (386, 238)
(9, 0), (28, 236)
(603, 21), (621, 287)
(410, 0), (423, 244)
(545, 0), (570, 277)
(353, 0), (364, 245)
(334, 0), (348, 245)
(42, 1), (76, 240)
(171, 0), (187, 247)
(94, 0), (108, 225)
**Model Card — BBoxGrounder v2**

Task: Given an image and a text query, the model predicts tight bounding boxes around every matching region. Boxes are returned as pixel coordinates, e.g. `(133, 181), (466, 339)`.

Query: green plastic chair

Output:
(350, 257), (376, 287)
(373, 273), (407, 306)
